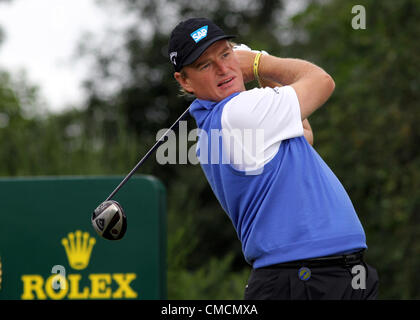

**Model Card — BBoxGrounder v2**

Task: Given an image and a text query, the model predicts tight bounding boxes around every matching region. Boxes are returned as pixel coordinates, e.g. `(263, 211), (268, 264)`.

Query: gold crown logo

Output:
(61, 230), (96, 270)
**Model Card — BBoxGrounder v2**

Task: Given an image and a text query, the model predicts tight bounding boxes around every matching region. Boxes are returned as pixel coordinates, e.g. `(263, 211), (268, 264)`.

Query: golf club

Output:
(91, 106), (191, 240)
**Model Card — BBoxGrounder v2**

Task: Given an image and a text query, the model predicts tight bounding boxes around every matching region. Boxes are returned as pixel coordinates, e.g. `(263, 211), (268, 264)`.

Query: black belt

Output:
(260, 250), (365, 269)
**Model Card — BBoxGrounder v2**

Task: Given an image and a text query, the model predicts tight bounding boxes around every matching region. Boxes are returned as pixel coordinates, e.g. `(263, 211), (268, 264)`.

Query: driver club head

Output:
(91, 200), (127, 240)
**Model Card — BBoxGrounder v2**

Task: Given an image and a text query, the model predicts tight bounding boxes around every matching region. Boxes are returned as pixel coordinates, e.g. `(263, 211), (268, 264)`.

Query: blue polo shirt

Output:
(189, 86), (367, 268)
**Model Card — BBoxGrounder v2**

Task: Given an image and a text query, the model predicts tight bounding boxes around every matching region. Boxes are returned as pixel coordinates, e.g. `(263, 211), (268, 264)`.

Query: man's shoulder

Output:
(226, 87), (264, 109)
(221, 88), (269, 129)
(224, 86), (290, 115)
(232, 86), (293, 103)
(221, 85), (301, 132)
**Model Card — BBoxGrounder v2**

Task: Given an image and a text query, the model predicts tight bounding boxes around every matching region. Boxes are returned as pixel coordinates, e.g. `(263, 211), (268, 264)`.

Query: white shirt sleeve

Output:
(221, 86), (304, 171)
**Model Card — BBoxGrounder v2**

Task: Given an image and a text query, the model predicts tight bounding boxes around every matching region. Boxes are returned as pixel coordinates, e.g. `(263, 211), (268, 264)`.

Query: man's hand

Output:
(302, 119), (314, 146)
(233, 44), (269, 84)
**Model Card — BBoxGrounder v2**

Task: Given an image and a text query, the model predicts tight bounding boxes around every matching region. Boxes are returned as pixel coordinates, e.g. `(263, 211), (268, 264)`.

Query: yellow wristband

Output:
(253, 52), (263, 87)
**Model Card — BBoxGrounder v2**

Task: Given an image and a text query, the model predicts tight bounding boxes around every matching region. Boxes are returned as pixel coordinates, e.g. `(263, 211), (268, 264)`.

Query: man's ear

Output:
(174, 72), (194, 94)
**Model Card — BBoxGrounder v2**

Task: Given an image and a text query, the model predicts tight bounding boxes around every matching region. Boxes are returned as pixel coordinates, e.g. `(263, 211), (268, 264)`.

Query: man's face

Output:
(174, 40), (245, 102)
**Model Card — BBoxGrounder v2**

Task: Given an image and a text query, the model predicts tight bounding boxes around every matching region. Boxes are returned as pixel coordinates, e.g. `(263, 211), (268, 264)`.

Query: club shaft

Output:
(105, 107), (190, 201)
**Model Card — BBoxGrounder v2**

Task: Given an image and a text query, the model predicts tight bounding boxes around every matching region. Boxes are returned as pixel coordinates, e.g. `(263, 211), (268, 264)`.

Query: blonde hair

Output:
(177, 69), (195, 98)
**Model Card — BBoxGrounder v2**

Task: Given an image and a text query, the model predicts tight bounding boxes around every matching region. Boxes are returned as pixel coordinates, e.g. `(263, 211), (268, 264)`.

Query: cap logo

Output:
(190, 25), (208, 43)
(169, 51), (177, 65)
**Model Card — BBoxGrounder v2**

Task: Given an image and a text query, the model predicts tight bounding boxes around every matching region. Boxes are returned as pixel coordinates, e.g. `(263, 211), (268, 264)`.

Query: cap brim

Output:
(182, 35), (236, 67)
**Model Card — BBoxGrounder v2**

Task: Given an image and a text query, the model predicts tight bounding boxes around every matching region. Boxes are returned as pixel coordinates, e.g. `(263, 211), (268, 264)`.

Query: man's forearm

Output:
(258, 54), (334, 120)
(258, 55), (325, 86)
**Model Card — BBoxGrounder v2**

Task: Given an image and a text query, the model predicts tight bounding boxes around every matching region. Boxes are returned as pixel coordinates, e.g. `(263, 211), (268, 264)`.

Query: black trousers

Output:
(244, 261), (379, 300)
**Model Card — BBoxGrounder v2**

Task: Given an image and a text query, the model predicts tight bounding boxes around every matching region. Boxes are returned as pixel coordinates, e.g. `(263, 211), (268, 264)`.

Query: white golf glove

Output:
(232, 43), (269, 56)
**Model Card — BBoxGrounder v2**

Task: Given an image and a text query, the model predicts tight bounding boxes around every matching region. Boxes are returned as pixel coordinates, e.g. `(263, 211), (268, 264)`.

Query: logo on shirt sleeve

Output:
(272, 87), (281, 94)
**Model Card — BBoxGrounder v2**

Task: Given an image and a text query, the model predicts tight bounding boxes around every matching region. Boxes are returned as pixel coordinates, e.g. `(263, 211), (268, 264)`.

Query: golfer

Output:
(168, 17), (379, 299)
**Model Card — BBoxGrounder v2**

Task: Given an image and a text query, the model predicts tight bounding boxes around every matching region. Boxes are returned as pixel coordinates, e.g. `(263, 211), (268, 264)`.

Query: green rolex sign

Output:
(0, 176), (166, 300)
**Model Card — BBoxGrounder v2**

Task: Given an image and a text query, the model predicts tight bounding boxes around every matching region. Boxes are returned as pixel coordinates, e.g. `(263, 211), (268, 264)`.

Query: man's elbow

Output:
(323, 73), (335, 96)
(312, 73), (335, 113)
